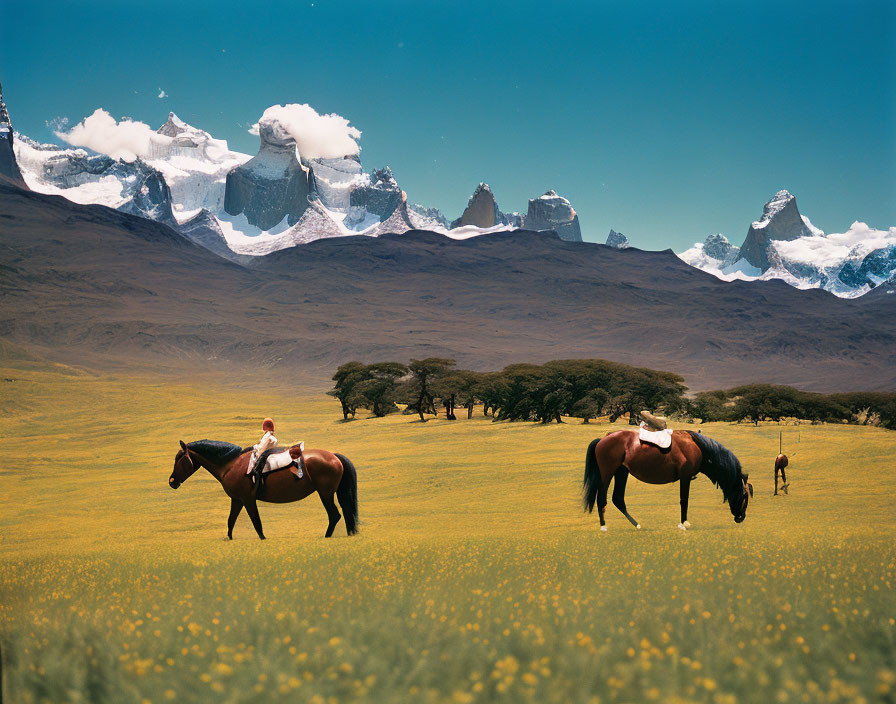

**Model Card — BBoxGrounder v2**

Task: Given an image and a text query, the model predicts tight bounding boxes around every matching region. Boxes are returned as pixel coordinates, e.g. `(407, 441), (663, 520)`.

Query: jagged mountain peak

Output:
(753, 189), (798, 229)
(0, 81), (28, 188)
(606, 229), (629, 248)
(738, 188), (813, 270)
(452, 182), (502, 229)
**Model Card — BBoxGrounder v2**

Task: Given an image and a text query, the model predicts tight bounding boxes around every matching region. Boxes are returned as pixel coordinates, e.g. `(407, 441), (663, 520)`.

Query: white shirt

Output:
(254, 431), (277, 456)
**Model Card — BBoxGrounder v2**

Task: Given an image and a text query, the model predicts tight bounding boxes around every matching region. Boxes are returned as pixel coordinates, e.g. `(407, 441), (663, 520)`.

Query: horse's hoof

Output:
(678, 523), (688, 531)
(636, 524), (641, 530)
(683, 521), (691, 529)
(600, 525), (608, 532)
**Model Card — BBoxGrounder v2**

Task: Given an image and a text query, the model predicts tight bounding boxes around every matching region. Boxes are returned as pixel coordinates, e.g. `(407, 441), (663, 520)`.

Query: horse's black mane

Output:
(685, 431), (743, 502)
(187, 440), (247, 464)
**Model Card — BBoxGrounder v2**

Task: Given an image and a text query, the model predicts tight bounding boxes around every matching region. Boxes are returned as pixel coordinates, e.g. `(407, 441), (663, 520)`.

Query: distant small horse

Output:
(169, 440), (358, 539)
(583, 430), (752, 531)
(774, 454), (789, 495)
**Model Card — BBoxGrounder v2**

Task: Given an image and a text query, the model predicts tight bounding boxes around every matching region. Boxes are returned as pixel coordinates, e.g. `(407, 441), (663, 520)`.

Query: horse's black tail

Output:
(583, 437), (602, 513)
(334, 453), (359, 535)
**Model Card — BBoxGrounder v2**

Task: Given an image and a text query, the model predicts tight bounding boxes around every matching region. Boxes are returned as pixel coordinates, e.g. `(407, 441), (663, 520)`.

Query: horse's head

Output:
(729, 465), (753, 523)
(169, 441), (198, 489)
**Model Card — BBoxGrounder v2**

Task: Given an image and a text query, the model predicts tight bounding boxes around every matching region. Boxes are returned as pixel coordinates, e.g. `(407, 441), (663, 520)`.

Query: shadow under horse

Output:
(583, 430), (752, 531)
(169, 440), (358, 538)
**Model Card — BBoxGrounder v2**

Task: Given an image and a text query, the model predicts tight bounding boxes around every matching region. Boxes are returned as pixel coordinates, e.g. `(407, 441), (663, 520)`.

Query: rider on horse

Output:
(248, 418), (305, 487)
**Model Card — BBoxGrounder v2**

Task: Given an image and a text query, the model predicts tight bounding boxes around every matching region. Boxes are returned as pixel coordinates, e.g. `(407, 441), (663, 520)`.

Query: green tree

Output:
(405, 358), (456, 421)
(435, 370), (481, 420)
(328, 361), (369, 420)
(354, 362), (408, 417)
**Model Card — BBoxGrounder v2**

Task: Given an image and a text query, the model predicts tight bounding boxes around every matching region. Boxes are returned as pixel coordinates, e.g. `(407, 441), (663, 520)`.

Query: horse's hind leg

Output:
(596, 475), (610, 531)
(244, 500), (266, 540)
(678, 477), (691, 530)
(319, 492), (342, 538)
(612, 467), (641, 529)
(227, 498), (243, 540)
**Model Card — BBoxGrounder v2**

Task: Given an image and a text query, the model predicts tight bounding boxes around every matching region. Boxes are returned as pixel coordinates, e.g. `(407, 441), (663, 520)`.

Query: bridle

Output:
(169, 447), (194, 489)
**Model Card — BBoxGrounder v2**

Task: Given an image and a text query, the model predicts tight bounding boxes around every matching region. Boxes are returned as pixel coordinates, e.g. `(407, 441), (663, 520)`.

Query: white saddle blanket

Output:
(247, 446), (302, 475)
(639, 424), (673, 449)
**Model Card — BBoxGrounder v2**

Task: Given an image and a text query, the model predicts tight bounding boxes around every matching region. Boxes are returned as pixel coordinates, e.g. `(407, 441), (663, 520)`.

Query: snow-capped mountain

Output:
(10, 96), (584, 257)
(679, 190), (896, 298)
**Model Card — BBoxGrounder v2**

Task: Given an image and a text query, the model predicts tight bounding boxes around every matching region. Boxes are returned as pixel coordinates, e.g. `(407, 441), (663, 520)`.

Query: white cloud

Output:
(56, 108), (158, 162)
(158, 89), (168, 99)
(772, 222), (896, 268)
(252, 103), (361, 159)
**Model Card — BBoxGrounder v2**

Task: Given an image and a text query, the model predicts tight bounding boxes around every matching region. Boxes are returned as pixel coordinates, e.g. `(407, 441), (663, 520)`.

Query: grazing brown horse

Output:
(774, 454), (789, 495)
(583, 430), (752, 531)
(169, 440), (358, 538)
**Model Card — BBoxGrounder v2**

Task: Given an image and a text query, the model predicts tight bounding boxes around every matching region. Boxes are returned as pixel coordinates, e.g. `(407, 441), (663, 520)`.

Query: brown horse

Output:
(774, 453), (789, 495)
(583, 430), (752, 531)
(169, 440), (358, 538)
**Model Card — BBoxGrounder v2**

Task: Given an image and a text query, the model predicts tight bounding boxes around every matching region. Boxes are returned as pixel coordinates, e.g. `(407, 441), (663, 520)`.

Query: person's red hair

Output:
(262, 418), (275, 432)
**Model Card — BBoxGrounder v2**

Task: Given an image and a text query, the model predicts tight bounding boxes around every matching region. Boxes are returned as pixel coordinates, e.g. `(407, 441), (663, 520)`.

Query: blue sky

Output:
(2, 0), (894, 249)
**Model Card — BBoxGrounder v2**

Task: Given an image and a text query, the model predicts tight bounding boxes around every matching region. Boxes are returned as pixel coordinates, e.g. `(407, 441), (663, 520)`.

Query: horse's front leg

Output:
(678, 477), (691, 531)
(227, 498), (243, 540)
(244, 500), (266, 540)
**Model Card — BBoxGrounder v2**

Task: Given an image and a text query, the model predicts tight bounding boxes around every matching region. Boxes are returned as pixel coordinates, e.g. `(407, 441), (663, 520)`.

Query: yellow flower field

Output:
(1, 362), (894, 703)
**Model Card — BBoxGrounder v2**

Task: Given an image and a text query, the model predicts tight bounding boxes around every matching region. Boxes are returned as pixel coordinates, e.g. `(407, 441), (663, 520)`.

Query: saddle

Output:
(638, 411), (673, 450)
(250, 443), (305, 491)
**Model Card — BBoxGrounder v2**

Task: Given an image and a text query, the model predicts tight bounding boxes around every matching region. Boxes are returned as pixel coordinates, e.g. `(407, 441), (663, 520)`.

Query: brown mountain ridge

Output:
(1, 179), (893, 391)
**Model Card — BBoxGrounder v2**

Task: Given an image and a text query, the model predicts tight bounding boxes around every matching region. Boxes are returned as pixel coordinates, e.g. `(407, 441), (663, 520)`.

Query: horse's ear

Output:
(748, 483), (754, 498)
(180, 440), (188, 453)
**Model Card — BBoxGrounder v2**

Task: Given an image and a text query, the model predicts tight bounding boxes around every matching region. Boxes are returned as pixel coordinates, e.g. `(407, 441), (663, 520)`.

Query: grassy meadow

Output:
(1, 362), (894, 703)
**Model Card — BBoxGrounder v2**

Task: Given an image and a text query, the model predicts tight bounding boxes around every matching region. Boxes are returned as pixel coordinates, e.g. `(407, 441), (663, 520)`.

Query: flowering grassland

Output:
(1, 365), (894, 703)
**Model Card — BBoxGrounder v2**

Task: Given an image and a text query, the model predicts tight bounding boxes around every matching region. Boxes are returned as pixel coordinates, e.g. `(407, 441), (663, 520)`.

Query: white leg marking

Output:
(600, 525), (608, 532)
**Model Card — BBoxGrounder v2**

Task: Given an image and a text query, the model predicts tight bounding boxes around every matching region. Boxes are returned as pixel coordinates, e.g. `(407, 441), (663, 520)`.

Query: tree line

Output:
(689, 385), (896, 429)
(330, 359), (896, 430)
(330, 358), (686, 423)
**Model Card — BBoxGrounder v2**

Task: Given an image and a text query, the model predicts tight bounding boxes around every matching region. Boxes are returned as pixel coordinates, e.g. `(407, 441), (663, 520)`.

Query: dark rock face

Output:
(703, 233), (738, 262)
(224, 121), (312, 230)
(451, 183), (501, 229)
(838, 244), (896, 289)
(606, 229), (629, 249)
(523, 190), (582, 242)
(739, 190), (812, 270)
(0, 82), (27, 188)
(349, 167), (403, 221)
(119, 168), (177, 225)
